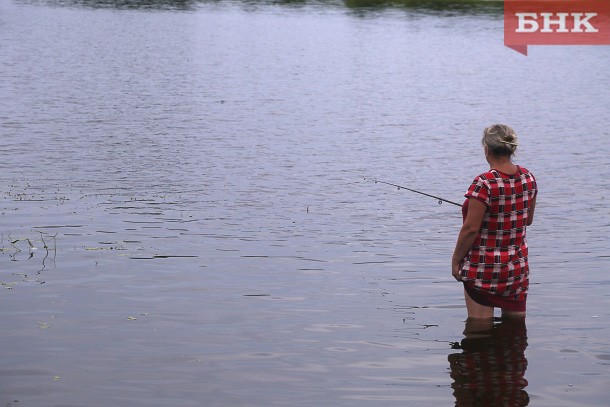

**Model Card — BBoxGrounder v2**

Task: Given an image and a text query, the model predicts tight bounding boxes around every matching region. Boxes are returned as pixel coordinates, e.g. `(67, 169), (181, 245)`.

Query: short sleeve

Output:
(465, 176), (491, 207)
(520, 167), (538, 200)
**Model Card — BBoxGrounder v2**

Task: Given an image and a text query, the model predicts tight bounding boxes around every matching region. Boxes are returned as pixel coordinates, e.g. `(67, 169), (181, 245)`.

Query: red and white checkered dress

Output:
(459, 166), (538, 303)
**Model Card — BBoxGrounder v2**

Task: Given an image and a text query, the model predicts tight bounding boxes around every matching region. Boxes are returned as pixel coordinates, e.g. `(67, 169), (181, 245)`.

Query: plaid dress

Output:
(459, 166), (538, 302)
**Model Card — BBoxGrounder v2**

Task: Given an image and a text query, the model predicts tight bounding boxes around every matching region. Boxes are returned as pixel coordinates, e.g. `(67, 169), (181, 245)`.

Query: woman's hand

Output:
(452, 259), (461, 281)
(451, 198), (486, 282)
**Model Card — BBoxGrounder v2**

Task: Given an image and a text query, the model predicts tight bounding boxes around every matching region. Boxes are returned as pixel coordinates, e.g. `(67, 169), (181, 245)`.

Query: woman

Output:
(452, 124), (538, 319)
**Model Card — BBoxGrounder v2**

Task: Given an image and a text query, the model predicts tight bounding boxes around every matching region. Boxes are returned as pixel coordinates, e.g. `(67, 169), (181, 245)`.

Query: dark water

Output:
(1, 0), (609, 405)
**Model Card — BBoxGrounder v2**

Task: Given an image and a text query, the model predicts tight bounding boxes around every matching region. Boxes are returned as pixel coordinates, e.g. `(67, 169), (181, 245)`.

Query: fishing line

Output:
(364, 178), (461, 207)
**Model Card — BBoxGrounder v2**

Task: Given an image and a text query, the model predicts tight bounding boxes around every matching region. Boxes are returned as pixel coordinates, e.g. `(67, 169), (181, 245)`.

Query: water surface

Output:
(1, 0), (609, 405)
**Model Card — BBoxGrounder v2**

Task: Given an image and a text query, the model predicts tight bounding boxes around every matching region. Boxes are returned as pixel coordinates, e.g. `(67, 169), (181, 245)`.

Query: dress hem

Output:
(464, 283), (526, 312)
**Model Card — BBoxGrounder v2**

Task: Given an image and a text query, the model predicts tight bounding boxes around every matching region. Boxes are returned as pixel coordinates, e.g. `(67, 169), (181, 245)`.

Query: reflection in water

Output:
(345, 0), (502, 13)
(449, 318), (529, 407)
(18, 0), (504, 13)
(17, 0), (200, 11)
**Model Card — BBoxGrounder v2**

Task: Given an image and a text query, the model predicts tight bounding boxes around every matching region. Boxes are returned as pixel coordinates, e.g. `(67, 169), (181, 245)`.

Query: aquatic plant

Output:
(0, 232), (57, 286)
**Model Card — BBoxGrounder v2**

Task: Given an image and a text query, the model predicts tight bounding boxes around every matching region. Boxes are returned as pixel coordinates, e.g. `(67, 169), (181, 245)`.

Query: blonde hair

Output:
(482, 124), (518, 157)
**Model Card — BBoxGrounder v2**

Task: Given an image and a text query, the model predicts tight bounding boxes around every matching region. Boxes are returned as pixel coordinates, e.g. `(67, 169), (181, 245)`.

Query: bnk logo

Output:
(504, 0), (610, 55)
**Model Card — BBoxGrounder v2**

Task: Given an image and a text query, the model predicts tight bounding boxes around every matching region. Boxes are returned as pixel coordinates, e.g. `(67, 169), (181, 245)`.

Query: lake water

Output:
(1, 0), (609, 405)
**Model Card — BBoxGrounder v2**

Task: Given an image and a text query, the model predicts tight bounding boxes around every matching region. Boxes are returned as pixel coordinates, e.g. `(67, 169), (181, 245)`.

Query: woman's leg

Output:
(464, 288), (494, 319)
(463, 316), (494, 337)
(502, 309), (526, 319)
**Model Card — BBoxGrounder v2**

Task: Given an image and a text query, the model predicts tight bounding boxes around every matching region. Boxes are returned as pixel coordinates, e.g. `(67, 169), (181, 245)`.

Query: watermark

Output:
(504, 0), (610, 55)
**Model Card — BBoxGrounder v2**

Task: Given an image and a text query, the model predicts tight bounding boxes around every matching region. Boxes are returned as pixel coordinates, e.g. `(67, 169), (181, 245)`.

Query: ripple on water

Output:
(1, 1), (610, 406)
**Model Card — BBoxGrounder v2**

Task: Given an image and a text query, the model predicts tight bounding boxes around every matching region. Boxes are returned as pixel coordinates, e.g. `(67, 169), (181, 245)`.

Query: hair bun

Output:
(501, 131), (518, 146)
(482, 124), (519, 156)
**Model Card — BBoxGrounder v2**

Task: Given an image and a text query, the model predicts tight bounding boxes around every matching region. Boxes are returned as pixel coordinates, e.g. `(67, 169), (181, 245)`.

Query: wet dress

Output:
(459, 166), (538, 312)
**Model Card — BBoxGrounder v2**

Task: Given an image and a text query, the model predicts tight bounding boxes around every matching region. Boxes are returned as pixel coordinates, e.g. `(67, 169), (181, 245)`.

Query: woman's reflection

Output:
(449, 317), (529, 406)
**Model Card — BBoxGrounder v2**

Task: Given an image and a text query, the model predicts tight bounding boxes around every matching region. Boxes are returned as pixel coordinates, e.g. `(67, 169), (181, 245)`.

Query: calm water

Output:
(1, 0), (609, 405)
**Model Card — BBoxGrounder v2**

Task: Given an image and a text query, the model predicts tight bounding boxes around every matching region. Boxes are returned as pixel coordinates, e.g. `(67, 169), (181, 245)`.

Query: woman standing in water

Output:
(452, 124), (538, 319)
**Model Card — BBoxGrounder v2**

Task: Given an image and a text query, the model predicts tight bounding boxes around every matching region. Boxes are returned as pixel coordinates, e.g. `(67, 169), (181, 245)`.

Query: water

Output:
(1, 0), (609, 405)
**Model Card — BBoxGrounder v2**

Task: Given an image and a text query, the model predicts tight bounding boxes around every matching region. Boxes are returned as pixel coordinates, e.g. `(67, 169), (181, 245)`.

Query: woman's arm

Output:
(451, 198), (486, 281)
(527, 196), (536, 226)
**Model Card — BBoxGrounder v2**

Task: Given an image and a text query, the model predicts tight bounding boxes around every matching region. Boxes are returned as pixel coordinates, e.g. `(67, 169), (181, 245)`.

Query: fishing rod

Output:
(365, 178), (462, 207)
